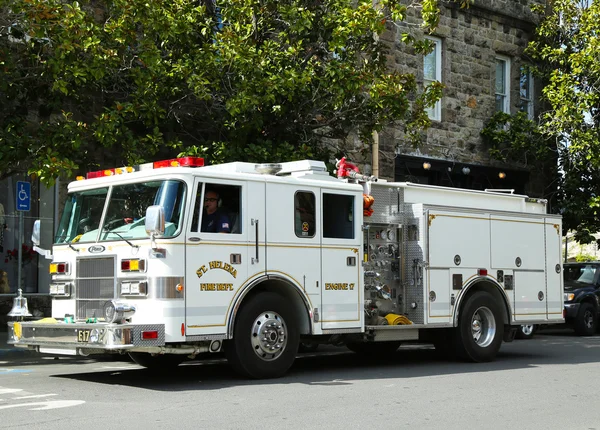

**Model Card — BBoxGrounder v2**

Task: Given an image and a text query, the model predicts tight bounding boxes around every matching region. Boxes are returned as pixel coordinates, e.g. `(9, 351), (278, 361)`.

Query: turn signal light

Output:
(121, 259), (146, 272)
(49, 262), (69, 274)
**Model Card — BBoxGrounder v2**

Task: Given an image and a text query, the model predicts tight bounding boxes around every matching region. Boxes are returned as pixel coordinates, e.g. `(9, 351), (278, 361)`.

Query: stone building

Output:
(376, 0), (546, 198)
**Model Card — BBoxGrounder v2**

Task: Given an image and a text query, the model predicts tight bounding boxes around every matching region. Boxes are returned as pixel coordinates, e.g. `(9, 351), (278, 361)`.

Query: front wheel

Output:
(574, 303), (597, 336)
(454, 291), (503, 362)
(225, 292), (299, 379)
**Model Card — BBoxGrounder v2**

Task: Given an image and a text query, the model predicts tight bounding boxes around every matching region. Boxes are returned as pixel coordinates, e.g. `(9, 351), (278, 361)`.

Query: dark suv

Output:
(563, 262), (600, 336)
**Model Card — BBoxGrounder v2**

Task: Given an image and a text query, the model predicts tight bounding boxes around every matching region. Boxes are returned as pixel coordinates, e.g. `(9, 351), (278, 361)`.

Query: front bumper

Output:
(7, 320), (165, 355)
(564, 303), (580, 320)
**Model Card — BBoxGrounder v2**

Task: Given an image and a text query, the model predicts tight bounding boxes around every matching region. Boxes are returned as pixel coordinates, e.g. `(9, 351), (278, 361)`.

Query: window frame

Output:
(495, 56), (511, 114)
(423, 36), (442, 122)
(294, 191), (316, 239)
(519, 65), (534, 119)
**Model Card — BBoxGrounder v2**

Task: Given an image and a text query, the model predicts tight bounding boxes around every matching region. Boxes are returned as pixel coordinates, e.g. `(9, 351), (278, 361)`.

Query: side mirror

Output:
(145, 205), (165, 237)
(32, 220), (41, 246)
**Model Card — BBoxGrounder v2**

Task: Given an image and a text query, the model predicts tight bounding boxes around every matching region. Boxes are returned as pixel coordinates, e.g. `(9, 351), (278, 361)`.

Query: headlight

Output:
(103, 300), (136, 323)
(564, 293), (575, 302)
(49, 283), (71, 297)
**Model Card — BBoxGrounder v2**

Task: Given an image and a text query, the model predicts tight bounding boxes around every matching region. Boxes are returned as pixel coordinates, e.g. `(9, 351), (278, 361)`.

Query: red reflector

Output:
(142, 331), (159, 340)
(478, 269), (488, 276)
(121, 260), (130, 271)
(563, 308), (566, 319)
(57, 263), (67, 273)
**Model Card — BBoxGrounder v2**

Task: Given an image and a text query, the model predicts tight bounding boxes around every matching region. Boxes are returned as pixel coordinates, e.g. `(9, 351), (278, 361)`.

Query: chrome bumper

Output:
(7, 321), (165, 354)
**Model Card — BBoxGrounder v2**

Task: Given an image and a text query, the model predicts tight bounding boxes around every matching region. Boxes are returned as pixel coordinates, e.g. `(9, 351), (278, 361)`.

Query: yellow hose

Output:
(384, 313), (413, 325)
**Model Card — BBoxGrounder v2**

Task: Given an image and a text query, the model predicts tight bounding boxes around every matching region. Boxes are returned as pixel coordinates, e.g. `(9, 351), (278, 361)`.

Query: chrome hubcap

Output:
(251, 311), (287, 361)
(584, 310), (594, 329)
(521, 324), (535, 336)
(471, 306), (496, 347)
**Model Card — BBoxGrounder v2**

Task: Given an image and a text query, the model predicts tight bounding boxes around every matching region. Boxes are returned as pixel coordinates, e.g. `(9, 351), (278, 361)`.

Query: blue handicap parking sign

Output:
(16, 181), (31, 212)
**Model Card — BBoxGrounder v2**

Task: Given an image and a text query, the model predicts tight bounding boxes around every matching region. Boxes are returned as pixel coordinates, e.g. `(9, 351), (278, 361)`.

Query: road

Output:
(0, 329), (599, 430)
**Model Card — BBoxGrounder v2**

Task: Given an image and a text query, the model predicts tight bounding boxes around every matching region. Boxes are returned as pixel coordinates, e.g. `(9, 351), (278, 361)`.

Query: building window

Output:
(424, 37), (442, 121)
(519, 66), (534, 119)
(495, 56), (511, 113)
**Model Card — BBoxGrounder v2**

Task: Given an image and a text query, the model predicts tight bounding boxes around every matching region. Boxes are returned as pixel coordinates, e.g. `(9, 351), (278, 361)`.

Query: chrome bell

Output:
(8, 289), (32, 319)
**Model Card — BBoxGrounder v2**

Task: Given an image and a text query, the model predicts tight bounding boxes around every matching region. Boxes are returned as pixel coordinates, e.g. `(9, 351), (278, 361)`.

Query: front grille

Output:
(76, 257), (115, 319)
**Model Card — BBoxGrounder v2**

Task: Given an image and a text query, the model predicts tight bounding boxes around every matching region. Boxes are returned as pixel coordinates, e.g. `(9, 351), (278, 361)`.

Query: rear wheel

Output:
(574, 303), (597, 336)
(129, 352), (186, 369)
(454, 291), (503, 362)
(225, 292), (299, 379)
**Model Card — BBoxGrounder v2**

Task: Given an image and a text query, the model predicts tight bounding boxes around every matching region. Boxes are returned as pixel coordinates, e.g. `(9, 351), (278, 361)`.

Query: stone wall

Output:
(377, 0), (544, 192)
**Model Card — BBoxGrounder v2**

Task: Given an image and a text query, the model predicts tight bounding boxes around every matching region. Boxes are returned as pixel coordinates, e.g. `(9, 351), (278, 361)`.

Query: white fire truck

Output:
(7, 157), (564, 378)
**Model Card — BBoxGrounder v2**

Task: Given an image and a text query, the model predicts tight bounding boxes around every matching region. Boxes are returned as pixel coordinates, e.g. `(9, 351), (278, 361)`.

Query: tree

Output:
(0, 0), (472, 184)
(524, 0), (600, 243)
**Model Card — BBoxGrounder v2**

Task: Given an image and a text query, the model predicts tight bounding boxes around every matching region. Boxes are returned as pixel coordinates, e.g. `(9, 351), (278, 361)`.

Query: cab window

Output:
(294, 191), (316, 238)
(323, 193), (354, 239)
(191, 183), (242, 234)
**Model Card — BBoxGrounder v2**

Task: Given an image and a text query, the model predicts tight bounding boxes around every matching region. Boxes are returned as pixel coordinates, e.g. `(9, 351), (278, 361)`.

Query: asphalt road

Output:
(1, 329), (599, 430)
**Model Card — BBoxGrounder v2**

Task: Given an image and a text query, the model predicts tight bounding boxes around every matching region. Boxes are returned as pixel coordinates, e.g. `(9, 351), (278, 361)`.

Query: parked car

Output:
(563, 262), (600, 336)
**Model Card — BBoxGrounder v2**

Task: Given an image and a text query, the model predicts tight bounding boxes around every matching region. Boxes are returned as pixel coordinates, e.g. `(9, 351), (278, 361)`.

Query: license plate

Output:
(77, 329), (90, 343)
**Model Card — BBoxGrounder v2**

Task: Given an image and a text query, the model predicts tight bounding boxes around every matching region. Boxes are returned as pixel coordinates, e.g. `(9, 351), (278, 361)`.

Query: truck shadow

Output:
(52, 331), (600, 391)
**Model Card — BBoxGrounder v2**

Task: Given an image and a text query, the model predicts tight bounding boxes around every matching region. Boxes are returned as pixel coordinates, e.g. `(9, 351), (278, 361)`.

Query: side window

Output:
(294, 191), (316, 238)
(192, 183), (242, 234)
(323, 194), (354, 239)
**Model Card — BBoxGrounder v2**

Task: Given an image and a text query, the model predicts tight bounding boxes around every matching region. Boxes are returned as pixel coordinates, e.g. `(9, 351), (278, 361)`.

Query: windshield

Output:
(563, 264), (598, 285)
(55, 180), (186, 244)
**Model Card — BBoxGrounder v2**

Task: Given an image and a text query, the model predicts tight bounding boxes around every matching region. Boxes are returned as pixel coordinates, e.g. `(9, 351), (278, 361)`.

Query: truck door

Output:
(265, 184), (321, 311)
(184, 178), (265, 336)
(320, 189), (362, 330)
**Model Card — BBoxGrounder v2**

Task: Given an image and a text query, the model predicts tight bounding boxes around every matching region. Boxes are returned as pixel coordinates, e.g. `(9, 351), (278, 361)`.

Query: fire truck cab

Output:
(7, 157), (564, 378)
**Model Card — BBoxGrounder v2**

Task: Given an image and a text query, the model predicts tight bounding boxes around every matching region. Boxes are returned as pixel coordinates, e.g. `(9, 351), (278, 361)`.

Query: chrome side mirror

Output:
(145, 205), (165, 237)
(32, 220), (41, 246)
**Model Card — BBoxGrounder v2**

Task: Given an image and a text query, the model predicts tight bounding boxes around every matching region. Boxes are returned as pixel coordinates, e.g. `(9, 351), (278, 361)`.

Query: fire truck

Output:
(7, 157), (564, 378)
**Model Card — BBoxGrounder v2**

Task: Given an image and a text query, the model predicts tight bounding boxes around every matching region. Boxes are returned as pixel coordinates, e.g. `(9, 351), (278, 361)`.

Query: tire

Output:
(225, 292), (299, 379)
(574, 302), (597, 336)
(129, 352), (186, 369)
(515, 324), (537, 340)
(346, 341), (401, 356)
(454, 291), (503, 362)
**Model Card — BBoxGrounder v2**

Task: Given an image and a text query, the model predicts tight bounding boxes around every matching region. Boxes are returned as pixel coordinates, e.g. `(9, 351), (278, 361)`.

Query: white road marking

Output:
(14, 394), (58, 400)
(0, 400), (85, 410)
(0, 389), (23, 395)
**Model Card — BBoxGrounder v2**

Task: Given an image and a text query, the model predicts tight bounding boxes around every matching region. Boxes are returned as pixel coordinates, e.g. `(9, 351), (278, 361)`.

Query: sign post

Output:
(16, 181), (31, 292)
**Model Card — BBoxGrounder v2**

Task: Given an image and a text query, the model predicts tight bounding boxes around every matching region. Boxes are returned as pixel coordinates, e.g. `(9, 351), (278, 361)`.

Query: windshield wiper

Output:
(102, 226), (139, 250)
(67, 240), (79, 253)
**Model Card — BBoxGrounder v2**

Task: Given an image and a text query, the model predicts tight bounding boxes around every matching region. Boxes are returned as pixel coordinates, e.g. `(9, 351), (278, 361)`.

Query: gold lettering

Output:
(196, 265), (208, 279)
(200, 283), (233, 291)
(325, 282), (354, 291)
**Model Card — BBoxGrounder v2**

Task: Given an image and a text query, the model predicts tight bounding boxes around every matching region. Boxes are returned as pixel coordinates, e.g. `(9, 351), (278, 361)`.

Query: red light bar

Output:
(153, 157), (204, 169)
